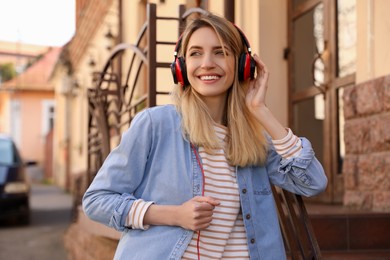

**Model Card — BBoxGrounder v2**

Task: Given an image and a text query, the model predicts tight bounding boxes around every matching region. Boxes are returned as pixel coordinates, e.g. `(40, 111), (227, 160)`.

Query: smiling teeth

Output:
(200, 75), (219, 80)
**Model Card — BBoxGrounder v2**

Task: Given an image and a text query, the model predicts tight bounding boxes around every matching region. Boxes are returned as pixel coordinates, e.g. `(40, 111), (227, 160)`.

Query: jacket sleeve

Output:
(266, 137), (328, 197)
(82, 109), (153, 231)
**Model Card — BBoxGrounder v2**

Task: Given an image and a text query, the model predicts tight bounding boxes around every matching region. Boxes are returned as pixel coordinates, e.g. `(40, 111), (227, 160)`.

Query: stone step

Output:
(321, 250), (390, 260)
(306, 203), (390, 254)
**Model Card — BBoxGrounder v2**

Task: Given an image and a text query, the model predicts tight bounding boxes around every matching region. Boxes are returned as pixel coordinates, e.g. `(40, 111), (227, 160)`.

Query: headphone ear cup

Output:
(249, 56), (256, 80)
(238, 53), (245, 81)
(177, 57), (189, 86)
(171, 57), (189, 87)
(170, 60), (178, 84)
(238, 53), (256, 81)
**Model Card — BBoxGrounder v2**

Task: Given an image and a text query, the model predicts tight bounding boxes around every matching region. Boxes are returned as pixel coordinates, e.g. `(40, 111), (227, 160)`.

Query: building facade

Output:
(0, 45), (60, 181)
(49, 0), (390, 258)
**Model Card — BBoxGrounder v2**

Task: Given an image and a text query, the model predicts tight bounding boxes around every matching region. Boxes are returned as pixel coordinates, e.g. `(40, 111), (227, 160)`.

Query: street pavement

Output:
(0, 183), (73, 260)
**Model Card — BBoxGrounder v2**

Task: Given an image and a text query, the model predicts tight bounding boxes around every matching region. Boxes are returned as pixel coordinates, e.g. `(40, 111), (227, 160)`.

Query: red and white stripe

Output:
(272, 128), (302, 159)
(182, 125), (249, 259)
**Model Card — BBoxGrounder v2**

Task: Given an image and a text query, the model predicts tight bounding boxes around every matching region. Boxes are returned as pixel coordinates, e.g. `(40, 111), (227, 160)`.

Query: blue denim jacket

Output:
(82, 105), (327, 260)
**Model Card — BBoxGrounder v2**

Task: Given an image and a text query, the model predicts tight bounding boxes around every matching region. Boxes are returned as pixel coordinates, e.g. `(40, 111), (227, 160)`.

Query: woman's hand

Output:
(143, 196), (220, 231)
(245, 54), (270, 122)
(177, 196), (220, 231)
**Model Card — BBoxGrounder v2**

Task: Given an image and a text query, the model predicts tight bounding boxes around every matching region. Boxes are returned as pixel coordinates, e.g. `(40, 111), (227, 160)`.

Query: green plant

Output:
(0, 63), (17, 83)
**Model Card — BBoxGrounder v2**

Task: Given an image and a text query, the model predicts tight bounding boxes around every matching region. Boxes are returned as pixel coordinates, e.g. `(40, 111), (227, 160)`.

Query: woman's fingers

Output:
(253, 55), (269, 89)
(193, 196), (220, 207)
(247, 54), (269, 107)
(179, 196), (220, 231)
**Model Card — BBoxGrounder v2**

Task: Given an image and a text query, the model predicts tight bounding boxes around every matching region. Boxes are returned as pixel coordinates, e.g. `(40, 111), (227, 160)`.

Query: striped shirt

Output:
(272, 128), (302, 159)
(182, 125), (249, 259)
(126, 126), (302, 259)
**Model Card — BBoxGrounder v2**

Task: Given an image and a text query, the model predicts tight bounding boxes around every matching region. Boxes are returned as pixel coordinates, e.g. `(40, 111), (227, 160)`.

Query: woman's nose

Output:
(200, 53), (215, 68)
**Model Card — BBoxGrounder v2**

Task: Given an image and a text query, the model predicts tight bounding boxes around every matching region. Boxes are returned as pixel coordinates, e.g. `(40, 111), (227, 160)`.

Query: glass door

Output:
(288, 0), (356, 203)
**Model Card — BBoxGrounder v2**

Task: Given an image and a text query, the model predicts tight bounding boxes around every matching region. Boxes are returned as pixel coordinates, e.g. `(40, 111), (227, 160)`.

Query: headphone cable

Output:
(191, 143), (205, 260)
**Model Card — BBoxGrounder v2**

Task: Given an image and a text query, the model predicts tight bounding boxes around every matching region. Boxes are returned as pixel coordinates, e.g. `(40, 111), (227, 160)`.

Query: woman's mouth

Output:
(199, 75), (221, 81)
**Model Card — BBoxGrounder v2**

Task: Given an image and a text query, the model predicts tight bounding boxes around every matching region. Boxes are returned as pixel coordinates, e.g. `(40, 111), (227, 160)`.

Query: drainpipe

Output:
(64, 75), (74, 191)
(118, 0), (123, 44)
(224, 0), (235, 22)
(117, 0), (123, 94)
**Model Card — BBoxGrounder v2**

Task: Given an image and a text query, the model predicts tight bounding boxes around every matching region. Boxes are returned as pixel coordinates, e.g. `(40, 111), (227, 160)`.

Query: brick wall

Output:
(343, 75), (390, 211)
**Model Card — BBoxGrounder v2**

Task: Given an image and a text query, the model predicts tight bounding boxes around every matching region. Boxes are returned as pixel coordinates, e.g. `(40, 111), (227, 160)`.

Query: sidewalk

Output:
(0, 183), (73, 260)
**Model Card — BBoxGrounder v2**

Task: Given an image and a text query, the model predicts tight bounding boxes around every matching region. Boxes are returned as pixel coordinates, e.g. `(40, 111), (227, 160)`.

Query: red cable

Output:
(191, 143), (205, 260)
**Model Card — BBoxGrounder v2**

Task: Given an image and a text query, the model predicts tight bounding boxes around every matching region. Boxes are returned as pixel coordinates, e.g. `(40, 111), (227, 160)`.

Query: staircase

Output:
(307, 203), (390, 259)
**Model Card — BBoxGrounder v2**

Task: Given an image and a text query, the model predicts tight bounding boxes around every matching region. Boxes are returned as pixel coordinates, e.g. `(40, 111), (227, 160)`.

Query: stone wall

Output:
(64, 223), (117, 260)
(64, 207), (120, 260)
(343, 75), (390, 211)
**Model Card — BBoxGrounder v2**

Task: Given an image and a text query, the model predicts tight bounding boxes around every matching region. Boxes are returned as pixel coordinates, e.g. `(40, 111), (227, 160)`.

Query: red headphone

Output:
(170, 24), (256, 87)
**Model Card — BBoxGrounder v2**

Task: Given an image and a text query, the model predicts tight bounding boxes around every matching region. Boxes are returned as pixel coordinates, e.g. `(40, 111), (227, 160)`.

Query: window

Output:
(0, 139), (22, 165)
(42, 100), (55, 137)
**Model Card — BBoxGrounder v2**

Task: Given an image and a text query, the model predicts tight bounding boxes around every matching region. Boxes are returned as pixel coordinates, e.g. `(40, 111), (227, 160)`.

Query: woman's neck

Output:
(202, 95), (227, 125)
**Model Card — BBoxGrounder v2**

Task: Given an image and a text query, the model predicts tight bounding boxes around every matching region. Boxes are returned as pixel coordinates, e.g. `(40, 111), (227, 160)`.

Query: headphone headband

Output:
(173, 34), (183, 58)
(232, 24), (252, 54)
(173, 23), (252, 57)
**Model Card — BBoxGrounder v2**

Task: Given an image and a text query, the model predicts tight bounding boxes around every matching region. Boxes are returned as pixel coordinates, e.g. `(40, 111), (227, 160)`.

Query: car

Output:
(0, 134), (34, 225)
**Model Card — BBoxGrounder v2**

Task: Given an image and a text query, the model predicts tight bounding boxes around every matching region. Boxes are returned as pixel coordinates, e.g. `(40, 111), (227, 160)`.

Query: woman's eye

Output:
(189, 51), (201, 56)
(215, 50), (225, 55)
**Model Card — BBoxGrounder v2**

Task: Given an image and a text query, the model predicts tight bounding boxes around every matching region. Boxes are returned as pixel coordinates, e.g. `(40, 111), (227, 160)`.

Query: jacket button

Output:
(242, 189), (247, 194)
(251, 238), (255, 244)
(246, 214), (251, 220)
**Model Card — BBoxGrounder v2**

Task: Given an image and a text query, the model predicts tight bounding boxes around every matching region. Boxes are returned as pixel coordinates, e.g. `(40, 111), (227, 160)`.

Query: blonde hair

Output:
(171, 13), (268, 167)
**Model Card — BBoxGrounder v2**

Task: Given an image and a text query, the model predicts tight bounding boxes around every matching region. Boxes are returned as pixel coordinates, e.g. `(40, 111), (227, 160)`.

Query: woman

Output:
(82, 12), (327, 260)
